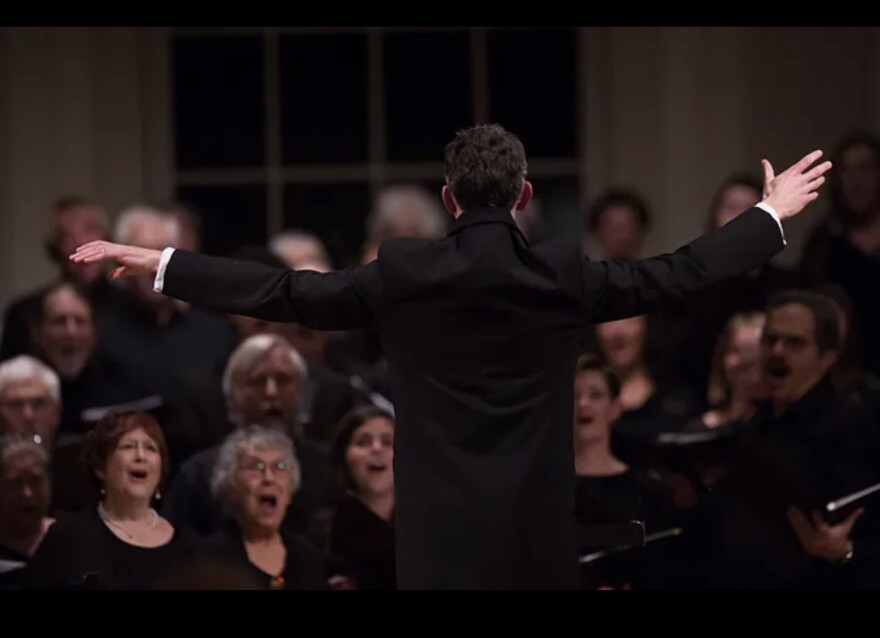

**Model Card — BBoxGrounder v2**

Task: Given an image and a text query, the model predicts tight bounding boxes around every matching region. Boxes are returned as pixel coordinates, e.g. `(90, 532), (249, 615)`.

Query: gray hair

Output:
(0, 356), (60, 404)
(367, 185), (447, 241)
(113, 205), (181, 247)
(222, 333), (308, 408)
(269, 230), (331, 271)
(0, 435), (50, 474)
(210, 425), (301, 514)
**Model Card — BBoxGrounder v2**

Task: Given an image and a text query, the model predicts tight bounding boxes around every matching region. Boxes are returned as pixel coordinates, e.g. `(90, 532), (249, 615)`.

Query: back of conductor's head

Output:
(441, 124), (533, 217)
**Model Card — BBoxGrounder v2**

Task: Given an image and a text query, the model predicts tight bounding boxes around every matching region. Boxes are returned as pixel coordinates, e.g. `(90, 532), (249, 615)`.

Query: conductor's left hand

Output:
(69, 240), (163, 280)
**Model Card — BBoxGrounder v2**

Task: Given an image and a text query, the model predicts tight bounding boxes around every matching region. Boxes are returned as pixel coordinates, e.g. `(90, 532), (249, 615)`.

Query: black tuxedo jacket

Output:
(161, 205), (784, 589)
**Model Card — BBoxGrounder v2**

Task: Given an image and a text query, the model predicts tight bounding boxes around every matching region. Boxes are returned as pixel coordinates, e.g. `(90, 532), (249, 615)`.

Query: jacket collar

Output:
(446, 206), (526, 242)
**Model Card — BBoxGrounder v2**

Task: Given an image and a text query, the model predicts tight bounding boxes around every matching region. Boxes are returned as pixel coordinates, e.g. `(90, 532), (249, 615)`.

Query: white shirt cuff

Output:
(153, 247), (176, 293)
(755, 201), (786, 246)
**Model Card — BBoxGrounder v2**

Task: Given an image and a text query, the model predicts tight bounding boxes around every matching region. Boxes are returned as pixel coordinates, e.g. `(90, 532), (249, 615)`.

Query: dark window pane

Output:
(173, 36), (265, 168)
(283, 183), (370, 268)
(385, 32), (472, 161)
(281, 34), (369, 164)
(175, 184), (267, 257)
(488, 29), (577, 157)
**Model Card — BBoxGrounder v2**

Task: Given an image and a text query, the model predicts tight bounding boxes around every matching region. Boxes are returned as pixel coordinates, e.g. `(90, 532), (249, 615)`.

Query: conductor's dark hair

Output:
(444, 123), (528, 211)
(586, 188), (652, 233)
(766, 289), (841, 354)
(575, 354), (621, 400)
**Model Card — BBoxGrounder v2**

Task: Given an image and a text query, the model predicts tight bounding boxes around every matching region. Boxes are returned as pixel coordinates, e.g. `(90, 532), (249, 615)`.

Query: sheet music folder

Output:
(579, 526), (683, 565)
(577, 521), (645, 553)
(825, 481), (880, 524)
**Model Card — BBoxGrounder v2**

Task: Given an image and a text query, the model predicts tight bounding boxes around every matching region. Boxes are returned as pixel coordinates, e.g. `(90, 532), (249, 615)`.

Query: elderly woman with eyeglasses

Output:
(205, 424), (326, 589)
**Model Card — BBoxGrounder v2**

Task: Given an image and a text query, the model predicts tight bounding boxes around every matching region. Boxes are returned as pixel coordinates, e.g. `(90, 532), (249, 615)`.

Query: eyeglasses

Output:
(0, 397), (54, 413)
(245, 374), (298, 390)
(239, 460), (288, 476)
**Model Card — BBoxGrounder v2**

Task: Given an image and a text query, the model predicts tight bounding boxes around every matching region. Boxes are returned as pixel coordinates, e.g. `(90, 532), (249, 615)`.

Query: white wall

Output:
(1, 26), (878, 311)
(584, 26), (878, 265)
(0, 26), (172, 309)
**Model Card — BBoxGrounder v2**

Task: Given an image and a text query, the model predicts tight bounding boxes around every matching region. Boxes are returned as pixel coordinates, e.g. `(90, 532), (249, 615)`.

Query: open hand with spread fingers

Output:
(761, 150), (833, 220)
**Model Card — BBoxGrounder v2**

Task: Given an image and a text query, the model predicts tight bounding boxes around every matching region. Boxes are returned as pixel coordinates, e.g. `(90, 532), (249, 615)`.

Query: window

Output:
(280, 33), (369, 165)
(175, 184), (267, 258)
(173, 35), (265, 169)
(172, 27), (585, 263)
(283, 182), (370, 268)
(384, 31), (472, 161)
(488, 28), (577, 158)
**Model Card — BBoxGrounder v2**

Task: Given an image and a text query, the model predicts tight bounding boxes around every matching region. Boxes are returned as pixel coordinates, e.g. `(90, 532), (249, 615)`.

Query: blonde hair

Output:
(707, 311), (765, 408)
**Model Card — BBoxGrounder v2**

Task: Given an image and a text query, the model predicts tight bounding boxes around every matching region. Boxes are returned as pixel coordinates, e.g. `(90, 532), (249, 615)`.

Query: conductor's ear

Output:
(516, 181), (533, 211)
(441, 185), (458, 215)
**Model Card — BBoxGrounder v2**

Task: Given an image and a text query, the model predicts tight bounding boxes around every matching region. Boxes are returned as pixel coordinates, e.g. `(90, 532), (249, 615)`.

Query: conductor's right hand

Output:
(761, 150), (832, 220)
(69, 241), (162, 280)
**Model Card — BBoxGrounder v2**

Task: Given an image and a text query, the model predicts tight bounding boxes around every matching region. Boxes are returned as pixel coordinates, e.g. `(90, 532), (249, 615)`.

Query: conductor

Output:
(71, 124), (830, 589)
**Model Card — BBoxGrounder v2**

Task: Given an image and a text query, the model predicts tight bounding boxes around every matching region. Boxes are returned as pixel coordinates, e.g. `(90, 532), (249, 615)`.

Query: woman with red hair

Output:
(23, 411), (197, 589)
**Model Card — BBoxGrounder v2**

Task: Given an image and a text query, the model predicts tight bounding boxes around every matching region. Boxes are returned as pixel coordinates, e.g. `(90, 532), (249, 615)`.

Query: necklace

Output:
(269, 575), (286, 590)
(97, 503), (159, 540)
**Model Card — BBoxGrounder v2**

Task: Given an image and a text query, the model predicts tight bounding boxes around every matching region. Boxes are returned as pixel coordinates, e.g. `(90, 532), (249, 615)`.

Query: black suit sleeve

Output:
(582, 207), (785, 323)
(162, 251), (381, 331)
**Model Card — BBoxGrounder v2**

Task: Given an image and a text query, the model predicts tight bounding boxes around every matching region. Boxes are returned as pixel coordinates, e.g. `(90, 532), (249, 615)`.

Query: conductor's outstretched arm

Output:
(584, 150), (830, 323)
(71, 151), (829, 331)
(69, 243), (381, 331)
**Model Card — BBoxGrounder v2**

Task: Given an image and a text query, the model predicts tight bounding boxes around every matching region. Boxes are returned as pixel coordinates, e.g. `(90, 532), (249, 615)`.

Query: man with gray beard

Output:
(163, 334), (330, 539)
